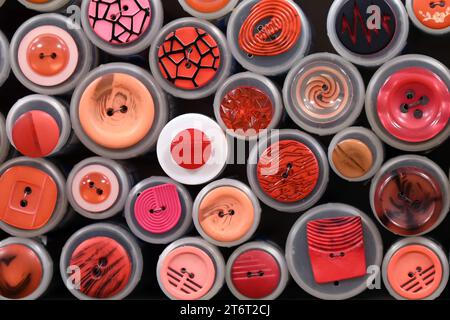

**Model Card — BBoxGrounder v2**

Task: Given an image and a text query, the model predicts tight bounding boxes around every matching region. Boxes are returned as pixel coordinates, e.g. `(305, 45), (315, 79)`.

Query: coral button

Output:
(79, 172), (112, 205)
(377, 67), (450, 143)
(27, 34), (69, 77)
(12, 110), (60, 158)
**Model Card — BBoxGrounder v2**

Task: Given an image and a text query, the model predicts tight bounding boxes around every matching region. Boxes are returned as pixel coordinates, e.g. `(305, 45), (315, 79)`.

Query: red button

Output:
(12, 110), (60, 158)
(27, 34), (70, 77)
(377, 67), (450, 143)
(170, 128), (212, 170)
(79, 172), (112, 205)
(231, 249), (281, 299)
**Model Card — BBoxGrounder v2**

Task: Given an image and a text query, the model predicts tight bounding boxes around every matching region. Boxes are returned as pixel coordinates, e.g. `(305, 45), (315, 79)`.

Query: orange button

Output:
(79, 172), (112, 204)
(12, 110), (60, 158)
(0, 166), (58, 230)
(412, 0), (450, 30)
(27, 34), (70, 77)
(185, 0), (230, 13)
(0, 243), (43, 299)
(387, 244), (443, 300)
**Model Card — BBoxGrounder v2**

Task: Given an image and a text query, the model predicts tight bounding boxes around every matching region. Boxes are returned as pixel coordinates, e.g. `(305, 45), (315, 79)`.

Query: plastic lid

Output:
(159, 245), (216, 300)
(0, 243), (43, 299)
(78, 72), (155, 149)
(231, 249), (281, 299)
(257, 140), (319, 203)
(87, 0), (152, 45)
(158, 26), (221, 90)
(331, 139), (374, 179)
(198, 186), (255, 243)
(11, 110), (60, 158)
(406, 0), (450, 34)
(69, 236), (132, 299)
(377, 67), (450, 143)
(18, 0), (72, 12)
(134, 183), (182, 234)
(17, 25), (79, 87)
(0, 166), (57, 231)
(387, 244), (443, 300)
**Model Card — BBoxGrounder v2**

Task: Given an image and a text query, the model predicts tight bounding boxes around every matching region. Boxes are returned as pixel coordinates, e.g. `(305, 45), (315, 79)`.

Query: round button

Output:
(170, 128), (212, 170)
(160, 245), (216, 300)
(79, 172), (112, 205)
(0, 166), (58, 231)
(387, 244), (443, 300)
(377, 67), (450, 143)
(78, 73), (155, 149)
(27, 34), (69, 77)
(158, 26), (221, 90)
(69, 236), (132, 299)
(198, 186), (255, 243)
(231, 249), (280, 299)
(12, 110), (60, 158)
(185, 0), (230, 13)
(373, 167), (443, 235)
(0, 243), (43, 299)
(332, 139), (374, 179)
(257, 140), (319, 203)
(412, 0), (450, 30)
(220, 86), (273, 132)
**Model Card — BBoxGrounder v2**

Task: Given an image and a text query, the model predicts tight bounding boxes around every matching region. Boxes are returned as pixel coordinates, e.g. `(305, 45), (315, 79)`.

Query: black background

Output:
(0, 0), (449, 300)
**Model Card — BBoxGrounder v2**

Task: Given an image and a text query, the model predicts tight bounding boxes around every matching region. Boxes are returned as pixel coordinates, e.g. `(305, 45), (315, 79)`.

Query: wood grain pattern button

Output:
(332, 139), (373, 179)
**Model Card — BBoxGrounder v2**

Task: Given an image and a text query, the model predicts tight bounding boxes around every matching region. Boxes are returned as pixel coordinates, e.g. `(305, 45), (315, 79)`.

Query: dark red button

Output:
(12, 110), (60, 158)
(231, 249), (281, 299)
(377, 67), (450, 143)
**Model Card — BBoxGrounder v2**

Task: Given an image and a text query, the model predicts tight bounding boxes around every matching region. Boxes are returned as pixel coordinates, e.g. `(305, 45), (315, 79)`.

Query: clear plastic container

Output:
(156, 237), (225, 300)
(227, 0), (311, 76)
(283, 53), (365, 136)
(60, 223), (143, 300)
(18, 0), (79, 12)
(327, 0), (409, 67)
(157, 113), (229, 185)
(149, 17), (232, 99)
(192, 178), (261, 248)
(178, 0), (239, 20)
(370, 155), (450, 236)
(67, 157), (134, 220)
(0, 157), (69, 238)
(247, 129), (329, 213)
(0, 30), (10, 87)
(0, 237), (53, 300)
(406, 0), (450, 35)
(382, 237), (449, 300)
(6, 95), (75, 158)
(70, 63), (169, 159)
(366, 54), (450, 152)
(328, 127), (384, 182)
(213, 72), (283, 140)
(81, 0), (163, 56)
(124, 176), (193, 244)
(285, 203), (383, 300)
(10, 13), (98, 95)
(0, 112), (10, 165)
(225, 241), (289, 300)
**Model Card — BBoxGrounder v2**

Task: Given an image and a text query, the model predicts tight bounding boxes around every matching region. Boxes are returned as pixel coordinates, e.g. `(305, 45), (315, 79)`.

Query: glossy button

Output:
(0, 243), (43, 299)
(160, 245), (216, 300)
(377, 67), (450, 143)
(257, 140), (319, 203)
(158, 26), (221, 90)
(373, 167), (443, 235)
(412, 0), (450, 30)
(69, 236), (132, 299)
(27, 34), (69, 77)
(198, 186), (255, 243)
(12, 110), (60, 158)
(0, 166), (57, 230)
(185, 0), (230, 13)
(332, 139), (374, 179)
(387, 244), (443, 300)
(79, 73), (155, 149)
(231, 249), (280, 299)
(134, 184), (182, 234)
(79, 172), (112, 204)
(170, 128), (212, 170)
